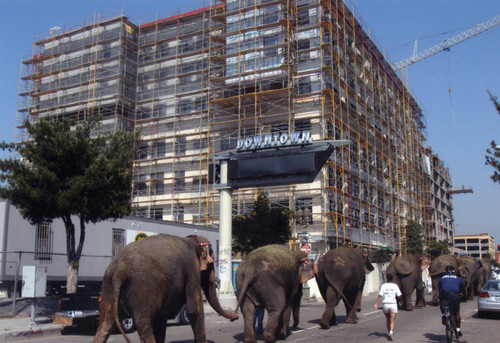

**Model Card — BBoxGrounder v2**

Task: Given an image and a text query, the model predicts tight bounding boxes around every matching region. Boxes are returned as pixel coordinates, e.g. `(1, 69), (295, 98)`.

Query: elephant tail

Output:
(233, 274), (254, 315)
(112, 275), (131, 343)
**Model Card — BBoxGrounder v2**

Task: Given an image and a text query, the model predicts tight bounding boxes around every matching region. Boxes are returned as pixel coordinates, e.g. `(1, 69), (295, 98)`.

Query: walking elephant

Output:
(458, 255), (482, 300)
(234, 244), (316, 343)
(315, 247), (374, 329)
(386, 254), (431, 311)
(93, 234), (238, 343)
(429, 254), (460, 305)
(475, 260), (492, 295)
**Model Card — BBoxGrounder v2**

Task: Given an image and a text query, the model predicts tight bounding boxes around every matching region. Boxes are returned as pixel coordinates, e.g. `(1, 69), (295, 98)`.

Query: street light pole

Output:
(217, 160), (236, 308)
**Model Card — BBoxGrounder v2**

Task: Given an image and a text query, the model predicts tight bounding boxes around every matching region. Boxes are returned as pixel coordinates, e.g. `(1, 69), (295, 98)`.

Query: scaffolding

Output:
(16, 0), (435, 252)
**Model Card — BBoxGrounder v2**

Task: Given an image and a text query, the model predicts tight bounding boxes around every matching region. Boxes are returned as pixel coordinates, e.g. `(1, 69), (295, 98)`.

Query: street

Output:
(22, 293), (498, 342)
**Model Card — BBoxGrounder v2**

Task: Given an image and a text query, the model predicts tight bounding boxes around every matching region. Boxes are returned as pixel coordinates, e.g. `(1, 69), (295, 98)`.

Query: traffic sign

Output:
(300, 243), (311, 256)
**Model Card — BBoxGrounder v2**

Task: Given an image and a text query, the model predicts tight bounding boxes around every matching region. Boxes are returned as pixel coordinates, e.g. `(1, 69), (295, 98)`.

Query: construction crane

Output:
(392, 15), (500, 71)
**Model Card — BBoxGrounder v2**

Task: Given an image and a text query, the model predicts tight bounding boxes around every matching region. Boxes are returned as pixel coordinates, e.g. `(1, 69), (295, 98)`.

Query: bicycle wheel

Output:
(450, 315), (458, 339)
(445, 315), (454, 343)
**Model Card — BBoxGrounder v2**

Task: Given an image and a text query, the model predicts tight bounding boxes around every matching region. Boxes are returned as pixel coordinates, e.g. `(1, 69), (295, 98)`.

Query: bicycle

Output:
(441, 303), (459, 343)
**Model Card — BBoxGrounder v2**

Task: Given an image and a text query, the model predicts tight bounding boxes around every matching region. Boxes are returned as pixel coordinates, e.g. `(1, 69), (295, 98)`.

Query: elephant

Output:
(385, 254), (431, 311)
(475, 259), (492, 295)
(314, 247), (374, 329)
(458, 255), (482, 300)
(429, 254), (460, 305)
(93, 234), (238, 343)
(234, 244), (316, 343)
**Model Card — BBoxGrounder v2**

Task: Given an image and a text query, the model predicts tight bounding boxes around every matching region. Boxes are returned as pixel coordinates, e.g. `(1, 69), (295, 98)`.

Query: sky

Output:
(0, 1), (499, 243)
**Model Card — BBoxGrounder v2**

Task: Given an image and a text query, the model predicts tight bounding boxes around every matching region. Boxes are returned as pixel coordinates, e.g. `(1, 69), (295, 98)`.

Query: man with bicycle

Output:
(438, 265), (466, 337)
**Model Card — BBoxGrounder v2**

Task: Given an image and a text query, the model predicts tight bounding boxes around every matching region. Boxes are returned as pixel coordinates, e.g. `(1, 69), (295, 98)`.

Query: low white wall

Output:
(304, 262), (389, 301)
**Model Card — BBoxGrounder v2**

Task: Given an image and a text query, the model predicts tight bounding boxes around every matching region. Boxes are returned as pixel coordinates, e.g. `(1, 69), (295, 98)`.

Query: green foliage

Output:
(232, 192), (292, 254)
(486, 90), (500, 184)
(482, 253), (499, 268)
(0, 116), (139, 291)
(369, 248), (393, 263)
(425, 238), (450, 259)
(405, 220), (424, 255)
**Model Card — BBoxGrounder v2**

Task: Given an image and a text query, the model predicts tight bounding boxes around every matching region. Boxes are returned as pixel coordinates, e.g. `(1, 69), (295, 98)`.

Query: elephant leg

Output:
(152, 316), (167, 343)
(431, 278), (439, 305)
(320, 286), (338, 329)
(345, 290), (362, 324)
(279, 302), (292, 339)
(262, 291), (286, 343)
(291, 291), (302, 330)
(93, 303), (114, 343)
(186, 281), (207, 343)
(404, 292), (413, 311)
(241, 299), (257, 343)
(415, 282), (426, 308)
(134, 319), (156, 343)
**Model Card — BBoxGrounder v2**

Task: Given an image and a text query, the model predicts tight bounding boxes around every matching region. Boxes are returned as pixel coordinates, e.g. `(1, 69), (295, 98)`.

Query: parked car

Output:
(478, 279), (500, 318)
(58, 292), (190, 333)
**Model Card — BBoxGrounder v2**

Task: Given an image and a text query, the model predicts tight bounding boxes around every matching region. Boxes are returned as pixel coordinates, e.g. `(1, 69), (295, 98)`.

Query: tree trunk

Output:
(66, 263), (79, 294)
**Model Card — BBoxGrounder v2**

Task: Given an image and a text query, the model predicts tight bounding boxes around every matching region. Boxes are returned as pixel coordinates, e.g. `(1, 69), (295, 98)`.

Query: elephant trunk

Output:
(201, 268), (239, 321)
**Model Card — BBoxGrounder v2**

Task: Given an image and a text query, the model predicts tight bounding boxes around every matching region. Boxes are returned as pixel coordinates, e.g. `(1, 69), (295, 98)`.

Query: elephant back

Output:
(392, 256), (413, 276)
(429, 254), (457, 277)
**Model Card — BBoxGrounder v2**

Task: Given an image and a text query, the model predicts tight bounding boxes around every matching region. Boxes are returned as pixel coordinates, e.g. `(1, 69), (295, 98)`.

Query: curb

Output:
(0, 325), (64, 343)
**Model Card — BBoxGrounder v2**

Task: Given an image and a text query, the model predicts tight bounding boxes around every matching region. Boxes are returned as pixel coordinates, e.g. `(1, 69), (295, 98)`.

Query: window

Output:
(173, 205), (184, 221)
(175, 137), (186, 155)
(152, 141), (166, 158)
(151, 172), (164, 195)
(112, 229), (125, 258)
(35, 222), (52, 260)
(149, 208), (163, 220)
(174, 170), (185, 192)
(296, 198), (313, 224)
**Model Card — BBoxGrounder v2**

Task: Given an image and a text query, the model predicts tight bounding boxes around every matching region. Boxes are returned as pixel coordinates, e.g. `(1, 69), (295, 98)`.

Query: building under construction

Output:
(17, 0), (440, 254)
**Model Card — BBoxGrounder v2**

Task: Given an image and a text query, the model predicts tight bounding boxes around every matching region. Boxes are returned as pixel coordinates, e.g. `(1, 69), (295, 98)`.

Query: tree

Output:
(404, 220), (424, 255)
(369, 247), (393, 263)
(486, 90), (500, 184)
(426, 238), (450, 259)
(232, 192), (292, 254)
(0, 117), (139, 293)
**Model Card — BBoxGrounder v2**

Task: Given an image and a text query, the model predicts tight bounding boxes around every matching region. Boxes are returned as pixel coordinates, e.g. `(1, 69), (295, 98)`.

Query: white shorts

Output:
(382, 303), (398, 314)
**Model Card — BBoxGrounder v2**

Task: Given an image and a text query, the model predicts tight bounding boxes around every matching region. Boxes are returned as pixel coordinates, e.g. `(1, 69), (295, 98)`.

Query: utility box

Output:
(22, 266), (47, 298)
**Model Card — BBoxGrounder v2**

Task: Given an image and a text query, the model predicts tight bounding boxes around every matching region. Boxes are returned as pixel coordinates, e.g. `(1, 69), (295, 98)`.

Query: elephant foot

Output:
(319, 320), (330, 330)
(345, 317), (358, 324)
(291, 325), (298, 331)
(262, 331), (276, 343)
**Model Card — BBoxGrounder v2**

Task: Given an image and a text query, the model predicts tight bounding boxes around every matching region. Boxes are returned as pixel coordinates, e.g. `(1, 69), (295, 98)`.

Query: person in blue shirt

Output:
(438, 265), (466, 337)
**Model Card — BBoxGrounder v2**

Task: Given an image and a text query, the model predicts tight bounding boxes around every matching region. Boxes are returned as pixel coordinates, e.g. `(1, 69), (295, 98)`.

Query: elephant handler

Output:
(438, 265), (466, 337)
(373, 274), (403, 341)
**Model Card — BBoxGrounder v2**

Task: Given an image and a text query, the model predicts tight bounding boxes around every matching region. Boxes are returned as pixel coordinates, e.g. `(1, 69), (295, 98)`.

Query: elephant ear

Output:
(188, 235), (214, 271)
(394, 258), (412, 276)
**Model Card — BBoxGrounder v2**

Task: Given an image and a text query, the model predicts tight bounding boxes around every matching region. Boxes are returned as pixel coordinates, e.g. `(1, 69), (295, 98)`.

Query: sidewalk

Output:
(0, 298), (64, 343)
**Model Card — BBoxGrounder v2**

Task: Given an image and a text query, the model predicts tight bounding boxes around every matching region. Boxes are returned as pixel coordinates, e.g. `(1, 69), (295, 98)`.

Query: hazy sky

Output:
(1, 0), (499, 243)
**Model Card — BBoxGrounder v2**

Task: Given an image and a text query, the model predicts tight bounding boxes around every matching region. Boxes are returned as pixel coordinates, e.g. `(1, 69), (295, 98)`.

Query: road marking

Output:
(294, 325), (320, 333)
(363, 310), (381, 316)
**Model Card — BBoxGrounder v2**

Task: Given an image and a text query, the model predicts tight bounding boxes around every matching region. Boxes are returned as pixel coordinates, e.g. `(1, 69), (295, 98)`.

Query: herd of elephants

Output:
(91, 234), (491, 343)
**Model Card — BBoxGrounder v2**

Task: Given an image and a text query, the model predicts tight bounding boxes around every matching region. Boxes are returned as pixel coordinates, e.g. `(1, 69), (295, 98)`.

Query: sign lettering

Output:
(236, 130), (313, 151)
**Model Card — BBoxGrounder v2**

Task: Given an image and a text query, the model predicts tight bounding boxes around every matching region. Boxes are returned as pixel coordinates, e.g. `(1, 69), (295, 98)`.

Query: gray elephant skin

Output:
(386, 254), (430, 311)
(93, 234), (238, 343)
(475, 259), (492, 295)
(234, 244), (316, 343)
(429, 254), (460, 305)
(458, 255), (482, 300)
(315, 247), (374, 328)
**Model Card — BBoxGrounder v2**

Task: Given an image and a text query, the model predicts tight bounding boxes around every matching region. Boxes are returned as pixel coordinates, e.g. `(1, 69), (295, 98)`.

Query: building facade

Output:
(17, 0), (439, 254)
(454, 233), (496, 260)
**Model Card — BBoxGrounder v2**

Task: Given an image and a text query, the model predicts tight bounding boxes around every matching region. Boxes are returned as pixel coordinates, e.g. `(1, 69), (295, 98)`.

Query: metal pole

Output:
(11, 251), (21, 316)
(217, 160), (236, 308)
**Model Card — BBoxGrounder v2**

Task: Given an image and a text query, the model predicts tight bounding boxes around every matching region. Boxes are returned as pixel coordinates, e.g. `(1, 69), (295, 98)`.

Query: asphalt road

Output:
(11, 293), (500, 342)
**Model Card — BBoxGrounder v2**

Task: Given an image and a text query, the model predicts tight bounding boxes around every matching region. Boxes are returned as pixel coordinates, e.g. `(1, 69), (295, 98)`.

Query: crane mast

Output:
(392, 15), (500, 71)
